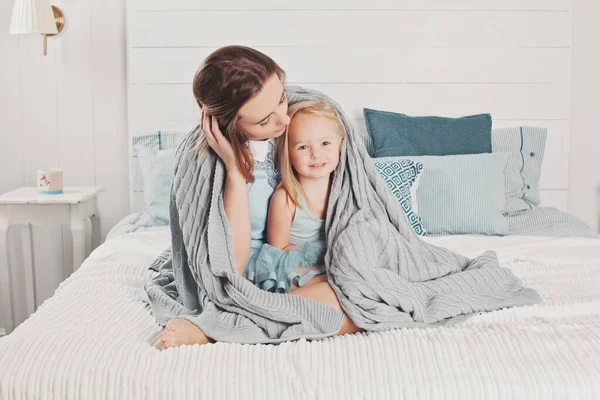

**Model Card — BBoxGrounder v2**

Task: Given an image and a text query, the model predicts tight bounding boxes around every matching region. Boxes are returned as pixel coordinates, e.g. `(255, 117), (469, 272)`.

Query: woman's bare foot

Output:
(160, 319), (214, 349)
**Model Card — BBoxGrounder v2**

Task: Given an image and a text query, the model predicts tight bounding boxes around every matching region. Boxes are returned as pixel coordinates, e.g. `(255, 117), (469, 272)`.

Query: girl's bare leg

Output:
(288, 279), (362, 336)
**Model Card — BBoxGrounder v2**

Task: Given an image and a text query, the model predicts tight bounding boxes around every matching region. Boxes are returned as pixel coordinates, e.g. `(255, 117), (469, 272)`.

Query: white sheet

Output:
(1, 231), (600, 399)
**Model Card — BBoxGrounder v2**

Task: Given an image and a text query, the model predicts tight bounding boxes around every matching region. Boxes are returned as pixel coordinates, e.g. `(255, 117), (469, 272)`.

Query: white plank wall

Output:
(569, 1), (600, 232)
(127, 0), (573, 213)
(129, 11), (571, 48)
(0, 0), (128, 333)
(131, 1), (572, 11)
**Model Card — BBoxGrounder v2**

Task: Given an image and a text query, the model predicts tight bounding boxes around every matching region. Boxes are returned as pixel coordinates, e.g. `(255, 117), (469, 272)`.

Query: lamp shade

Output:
(9, 0), (58, 35)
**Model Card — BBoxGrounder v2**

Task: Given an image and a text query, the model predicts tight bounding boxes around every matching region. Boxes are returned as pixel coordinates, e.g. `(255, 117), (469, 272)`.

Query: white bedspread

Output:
(1, 231), (600, 399)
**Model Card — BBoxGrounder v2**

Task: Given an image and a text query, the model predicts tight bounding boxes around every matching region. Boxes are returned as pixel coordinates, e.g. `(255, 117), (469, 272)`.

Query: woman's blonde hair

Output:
(192, 46), (285, 183)
(276, 100), (346, 214)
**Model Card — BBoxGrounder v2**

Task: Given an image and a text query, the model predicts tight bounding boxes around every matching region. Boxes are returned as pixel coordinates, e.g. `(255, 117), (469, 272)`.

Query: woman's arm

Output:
(203, 113), (251, 275)
(224, 169), (251, 274)
(268, 189), (295, 251)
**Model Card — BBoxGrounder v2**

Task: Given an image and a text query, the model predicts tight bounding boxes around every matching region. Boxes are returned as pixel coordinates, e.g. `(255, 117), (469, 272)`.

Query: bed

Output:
(3, 3), (598, 398)
(1, 206), (600, 399)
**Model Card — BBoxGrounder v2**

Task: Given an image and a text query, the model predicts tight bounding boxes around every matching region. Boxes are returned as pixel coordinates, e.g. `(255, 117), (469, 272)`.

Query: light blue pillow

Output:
(373, 159), (428, 236)
(134, 145), (178, 224)
(364, 108), (492, 158)
(131, 130), (187, 225)
(377, 153), (511, 235)
(492, 127), (547, 215)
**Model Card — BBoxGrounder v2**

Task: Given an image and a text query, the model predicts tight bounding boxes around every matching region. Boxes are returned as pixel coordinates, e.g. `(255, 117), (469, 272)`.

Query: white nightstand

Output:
(0, 186), (104, 334)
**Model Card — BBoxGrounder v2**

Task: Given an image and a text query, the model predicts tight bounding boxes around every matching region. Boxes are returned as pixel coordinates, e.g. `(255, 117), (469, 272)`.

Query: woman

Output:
(160, 45), (360, 349)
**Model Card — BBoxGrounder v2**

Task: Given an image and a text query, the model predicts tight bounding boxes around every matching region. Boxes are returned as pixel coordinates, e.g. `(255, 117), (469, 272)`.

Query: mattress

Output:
(1, 230), (600, 399)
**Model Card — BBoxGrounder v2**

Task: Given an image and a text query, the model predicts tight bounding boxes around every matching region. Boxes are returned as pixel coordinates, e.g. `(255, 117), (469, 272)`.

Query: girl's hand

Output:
(202, 110), (238, 173)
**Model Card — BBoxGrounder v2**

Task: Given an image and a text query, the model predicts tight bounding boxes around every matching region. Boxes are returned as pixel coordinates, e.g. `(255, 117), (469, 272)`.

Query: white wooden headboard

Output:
(126, 0), (572, 213)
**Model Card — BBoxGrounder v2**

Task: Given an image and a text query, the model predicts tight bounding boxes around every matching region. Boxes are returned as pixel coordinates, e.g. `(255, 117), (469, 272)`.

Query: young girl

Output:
(267, 100), (346, 289)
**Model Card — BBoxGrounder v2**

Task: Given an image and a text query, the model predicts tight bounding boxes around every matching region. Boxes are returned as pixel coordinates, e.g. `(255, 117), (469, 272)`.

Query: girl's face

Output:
(237, 74), (290, 140)
(287, 113), (343, 180)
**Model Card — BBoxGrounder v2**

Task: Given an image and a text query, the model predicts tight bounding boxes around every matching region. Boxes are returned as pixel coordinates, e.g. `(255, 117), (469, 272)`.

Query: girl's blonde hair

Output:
(192, 46), (285, 183)
(276, 100), (346, 214)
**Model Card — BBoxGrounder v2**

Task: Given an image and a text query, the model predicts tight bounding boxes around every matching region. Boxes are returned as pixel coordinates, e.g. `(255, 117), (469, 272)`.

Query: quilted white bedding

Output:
(1, 231), (600, 399)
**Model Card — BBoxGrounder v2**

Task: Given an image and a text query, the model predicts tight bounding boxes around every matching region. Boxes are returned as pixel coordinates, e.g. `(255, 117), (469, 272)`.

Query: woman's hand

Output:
(202, 110), (238, 174)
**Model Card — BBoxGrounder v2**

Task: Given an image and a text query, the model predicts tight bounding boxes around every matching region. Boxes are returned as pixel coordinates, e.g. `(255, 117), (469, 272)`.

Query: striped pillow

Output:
(404, 153), (511, 235)
(132, 131), (188, 155)
(492, 127), (547, 215)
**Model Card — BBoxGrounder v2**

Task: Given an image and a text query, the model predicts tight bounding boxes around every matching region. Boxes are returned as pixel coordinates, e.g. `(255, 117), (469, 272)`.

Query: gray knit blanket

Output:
(142, 86), (541, 344)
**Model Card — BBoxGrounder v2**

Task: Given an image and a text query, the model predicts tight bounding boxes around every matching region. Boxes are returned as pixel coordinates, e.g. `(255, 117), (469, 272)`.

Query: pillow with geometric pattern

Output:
(373, 159), (428, 236)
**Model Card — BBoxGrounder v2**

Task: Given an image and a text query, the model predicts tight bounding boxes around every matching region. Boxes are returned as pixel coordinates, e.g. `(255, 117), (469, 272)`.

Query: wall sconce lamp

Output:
(8, 0), (65, 56)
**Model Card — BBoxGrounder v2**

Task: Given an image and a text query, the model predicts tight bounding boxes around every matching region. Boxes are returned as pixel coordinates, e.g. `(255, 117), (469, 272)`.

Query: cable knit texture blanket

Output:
(142, 86), (541, 343)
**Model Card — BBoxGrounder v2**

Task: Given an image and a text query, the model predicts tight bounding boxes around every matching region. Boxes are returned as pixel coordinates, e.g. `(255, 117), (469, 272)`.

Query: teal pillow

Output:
(492, 127), (547, 215)
(376, 153), (511, 235)
(364, 108), (492, 158)
(373, 159), (427, 236)
(134, 145), (178, 224)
